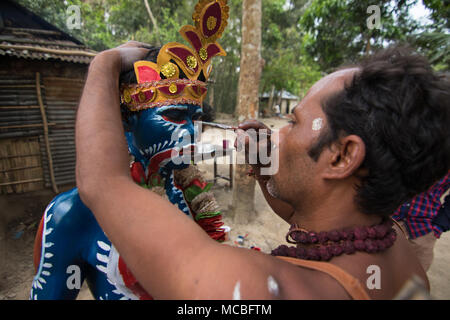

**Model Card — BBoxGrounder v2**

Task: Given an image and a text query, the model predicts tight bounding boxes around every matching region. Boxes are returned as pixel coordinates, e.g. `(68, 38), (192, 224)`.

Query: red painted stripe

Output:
(33, 215), (45, 273)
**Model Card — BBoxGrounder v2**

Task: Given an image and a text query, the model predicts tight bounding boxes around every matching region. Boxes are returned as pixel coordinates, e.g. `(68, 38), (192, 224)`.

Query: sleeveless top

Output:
(276, 256), (371, 300)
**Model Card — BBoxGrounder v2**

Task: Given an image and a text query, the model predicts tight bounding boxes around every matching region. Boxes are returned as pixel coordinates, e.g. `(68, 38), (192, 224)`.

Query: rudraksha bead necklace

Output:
(271, 218), (397, 261)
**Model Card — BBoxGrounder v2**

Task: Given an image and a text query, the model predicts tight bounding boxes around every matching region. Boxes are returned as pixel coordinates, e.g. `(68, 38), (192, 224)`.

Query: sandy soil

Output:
(0, 116), (449, 300)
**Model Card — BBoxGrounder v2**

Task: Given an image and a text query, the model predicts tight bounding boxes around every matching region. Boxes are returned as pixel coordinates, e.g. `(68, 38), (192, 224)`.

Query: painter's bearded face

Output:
(266, 69), (359, 210)
(265, 90), (326, 205)
(125, 104), (203, 171)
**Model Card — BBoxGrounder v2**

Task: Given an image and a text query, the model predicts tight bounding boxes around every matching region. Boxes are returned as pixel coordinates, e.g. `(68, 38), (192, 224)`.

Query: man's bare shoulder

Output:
(214, 240), (424, 300)
(327, 233), (429, 299)
(272, 257), (353, 299)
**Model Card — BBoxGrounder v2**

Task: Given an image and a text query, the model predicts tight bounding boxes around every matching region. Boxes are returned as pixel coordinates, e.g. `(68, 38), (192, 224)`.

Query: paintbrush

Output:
(198, 121), (237, 131)
(198, 121), (272, 138)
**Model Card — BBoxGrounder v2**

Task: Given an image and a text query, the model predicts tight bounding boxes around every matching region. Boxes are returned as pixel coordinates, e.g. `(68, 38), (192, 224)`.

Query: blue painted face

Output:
(125, 104), (202, 172)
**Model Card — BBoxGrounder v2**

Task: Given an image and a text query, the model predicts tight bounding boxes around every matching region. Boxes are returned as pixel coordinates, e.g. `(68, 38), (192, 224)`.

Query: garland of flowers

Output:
(130, 160), (226, 242)
(173, 165), (226, 242)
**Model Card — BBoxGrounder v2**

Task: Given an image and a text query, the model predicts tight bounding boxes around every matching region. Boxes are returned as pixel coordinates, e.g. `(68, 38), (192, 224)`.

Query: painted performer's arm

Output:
(75, 44), (311, 299)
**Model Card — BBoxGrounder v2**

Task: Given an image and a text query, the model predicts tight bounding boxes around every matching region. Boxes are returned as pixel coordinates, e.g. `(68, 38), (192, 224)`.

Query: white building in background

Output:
(260, 90), (300, 115)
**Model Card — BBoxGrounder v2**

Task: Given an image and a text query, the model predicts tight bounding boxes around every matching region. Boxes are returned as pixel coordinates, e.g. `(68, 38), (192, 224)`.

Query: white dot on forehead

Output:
(312, 118), (323, 131)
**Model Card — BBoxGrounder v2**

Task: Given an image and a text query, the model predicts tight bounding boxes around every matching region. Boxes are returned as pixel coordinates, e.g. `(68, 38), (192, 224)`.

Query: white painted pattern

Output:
(31, 202), (56, 298)
(97, 240), (111, 251)
(103, 244), (137, 300)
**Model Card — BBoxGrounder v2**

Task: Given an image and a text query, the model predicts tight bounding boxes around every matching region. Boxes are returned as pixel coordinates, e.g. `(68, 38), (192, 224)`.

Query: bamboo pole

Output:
(0, 106), (41, 109)
(36, 72), (59, 193)
(0, 85), (44, 88)
(0, 178), (43, 187)
(3, 27), (62, 36)
(0, 165), (41, 173)
(0, 36), (84, 48)
(0, 122), (56, 130)
(0, 153), (41, 160)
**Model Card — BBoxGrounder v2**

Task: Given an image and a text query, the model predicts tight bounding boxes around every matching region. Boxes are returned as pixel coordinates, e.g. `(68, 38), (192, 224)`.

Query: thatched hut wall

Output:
(0, 57), (88, 194)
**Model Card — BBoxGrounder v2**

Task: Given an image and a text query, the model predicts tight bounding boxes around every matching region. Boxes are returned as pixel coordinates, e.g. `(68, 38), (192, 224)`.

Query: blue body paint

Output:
(31, 104), (202, 300)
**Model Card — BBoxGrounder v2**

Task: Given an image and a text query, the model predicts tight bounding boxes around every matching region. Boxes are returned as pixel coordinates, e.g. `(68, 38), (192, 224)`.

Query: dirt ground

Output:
(0, 116), (449, 300)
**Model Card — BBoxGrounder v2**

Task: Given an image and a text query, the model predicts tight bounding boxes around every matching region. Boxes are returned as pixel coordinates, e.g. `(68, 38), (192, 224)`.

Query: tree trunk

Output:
(277, 89), (283, 113)
(365, 35), (371, 55)
(267, 84), (275, 112)
(208, 79), (215, 106)
(231, 0), (262, 224)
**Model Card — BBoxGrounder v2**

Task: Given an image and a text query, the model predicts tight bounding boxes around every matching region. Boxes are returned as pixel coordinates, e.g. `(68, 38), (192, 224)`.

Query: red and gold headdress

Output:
(120, 0), (229, 112)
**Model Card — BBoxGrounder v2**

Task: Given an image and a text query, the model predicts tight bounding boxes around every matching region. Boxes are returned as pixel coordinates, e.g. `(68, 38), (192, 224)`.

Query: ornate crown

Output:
(120, 0), (229, 111)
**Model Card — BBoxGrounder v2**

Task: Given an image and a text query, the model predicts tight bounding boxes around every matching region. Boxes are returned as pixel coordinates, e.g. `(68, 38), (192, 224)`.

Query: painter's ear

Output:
(322, 134), (366, 180)
(121, 105), (138, 132)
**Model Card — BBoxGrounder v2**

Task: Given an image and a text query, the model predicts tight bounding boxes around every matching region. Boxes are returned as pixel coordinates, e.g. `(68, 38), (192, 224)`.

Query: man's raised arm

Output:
(74, 44), (290, 299)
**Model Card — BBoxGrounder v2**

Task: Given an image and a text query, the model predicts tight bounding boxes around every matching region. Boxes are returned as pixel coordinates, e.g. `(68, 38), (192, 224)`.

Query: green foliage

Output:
(410, 1), (450, 71)
(422, 0), (450, 30)
(15, 0), (449, 116)
(299, 0), (449, 72)
(300, 0), (420, 72)
(262, 48), (322, 98)
(15, 0), (193, 50)
(16, 0), (107, 50)
(411, 32), (450, 71)
(260, 0), (320, 99)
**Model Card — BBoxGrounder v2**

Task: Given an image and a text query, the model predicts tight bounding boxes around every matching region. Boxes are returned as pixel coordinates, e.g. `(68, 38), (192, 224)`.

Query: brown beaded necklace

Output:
(271, 218), (397, 261)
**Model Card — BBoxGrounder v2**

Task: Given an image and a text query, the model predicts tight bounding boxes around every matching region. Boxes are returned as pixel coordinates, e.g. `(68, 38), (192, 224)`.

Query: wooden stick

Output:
(0, 44), (97, 57)
(0, 123), (56, 129)
(0, 36), (84, 48)
(0, 85), (44, 88)
(0, 105), (41, 109)
(0, 178), (43, 187)
(3, 27), (62, 36)
(0, 165), (41, 173)
(0, 153), (41, 160)
(36, 72), (59, 194)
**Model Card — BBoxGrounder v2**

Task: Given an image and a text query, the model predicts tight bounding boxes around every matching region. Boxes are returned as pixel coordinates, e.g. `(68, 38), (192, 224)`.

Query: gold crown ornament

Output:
(120, 0), (229, 112)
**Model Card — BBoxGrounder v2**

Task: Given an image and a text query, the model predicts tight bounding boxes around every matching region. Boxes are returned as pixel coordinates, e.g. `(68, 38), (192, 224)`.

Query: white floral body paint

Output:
(312, 117), (324, 131)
